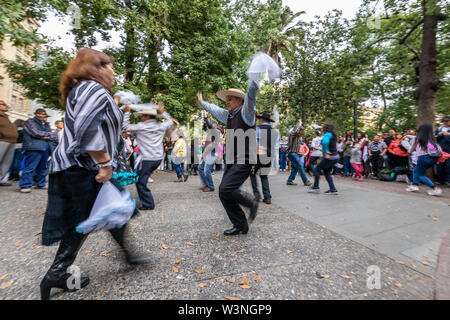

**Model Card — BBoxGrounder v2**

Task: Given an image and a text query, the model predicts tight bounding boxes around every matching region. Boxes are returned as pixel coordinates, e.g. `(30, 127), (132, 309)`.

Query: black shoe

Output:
(248, 199), (259, 223)
(324, 190), (339, 195)
(183, 173), (189, 182)
(125, 252), (156, 265)
(40, 274), (90, 300)
(174, 177), (183, 182)
(263, 199), (271, 204)
(223, 227), (249, 236)
(138, 206), (154, 211)
(0, 182), (12, 186)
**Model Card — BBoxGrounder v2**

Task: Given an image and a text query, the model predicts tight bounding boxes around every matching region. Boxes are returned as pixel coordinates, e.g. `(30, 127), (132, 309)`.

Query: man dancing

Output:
(197, 83), (259, 236)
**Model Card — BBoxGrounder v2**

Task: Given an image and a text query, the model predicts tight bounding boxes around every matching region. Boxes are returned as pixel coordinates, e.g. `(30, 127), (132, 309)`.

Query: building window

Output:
(11, 96), (17, 109)
(19, 98), (23, 110)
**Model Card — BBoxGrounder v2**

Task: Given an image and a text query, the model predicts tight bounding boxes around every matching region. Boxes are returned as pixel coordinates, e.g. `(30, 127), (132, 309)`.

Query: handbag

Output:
(427, 143), (443, 158)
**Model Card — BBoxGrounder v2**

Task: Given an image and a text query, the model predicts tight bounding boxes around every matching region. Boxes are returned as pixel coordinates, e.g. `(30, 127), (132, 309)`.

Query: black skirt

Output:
(41, 166), (137, 246)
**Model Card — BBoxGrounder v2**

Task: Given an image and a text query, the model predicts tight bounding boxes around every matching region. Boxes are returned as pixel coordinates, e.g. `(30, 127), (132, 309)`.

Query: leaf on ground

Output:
(101, 253), (111, 257)
(0, 274), (9, 281)
(433, 216), (439, 221)
(241, 273), (247, 277)
(394, 260), (405, 265)
(181, 257), (185, 261)
(85, 250), (91, 254)
(239, 278), (250, 286)
(36, 245), (42, 249)
(161, 244), (169, 249)
(198, 283), (208, 288)
(340, 274), (352, 279)
(128, 233), (136, 236)
(185, 242), (196, 247)
(214, 277), (220, 280)
(286, 250), (293, 254)
(422, 261), (429, 266)
(0, 280), (13, 289)
(172, 267), (179, 273)
(226, 279), (235, 283)
(224, 296), (240, 300)
(236, 249), (245, 254)
(372, 244), (377, 248)
(394, 283), (403, 288)
(175, 259), (180, 264)
(100, 287), (104, 295)
(319, 274), (330, 279)
(240, 285), (251, 289)
(14, 241), (21, 246)
(194, 269), (205, 274)
(254, 274), (261, 282)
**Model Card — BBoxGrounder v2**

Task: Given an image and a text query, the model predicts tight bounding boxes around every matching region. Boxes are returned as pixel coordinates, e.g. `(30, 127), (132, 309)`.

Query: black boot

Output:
(109, 224), (155, 265)
(40, 231), (89, 300)
(231, 190), (259, 223)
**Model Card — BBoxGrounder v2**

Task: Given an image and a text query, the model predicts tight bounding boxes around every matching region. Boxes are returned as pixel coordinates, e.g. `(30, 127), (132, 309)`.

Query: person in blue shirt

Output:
(307, 122), (340, 195)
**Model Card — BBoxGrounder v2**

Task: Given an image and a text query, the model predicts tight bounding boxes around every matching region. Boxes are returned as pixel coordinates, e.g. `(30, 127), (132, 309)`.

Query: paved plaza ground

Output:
(0, 170), (448, 300)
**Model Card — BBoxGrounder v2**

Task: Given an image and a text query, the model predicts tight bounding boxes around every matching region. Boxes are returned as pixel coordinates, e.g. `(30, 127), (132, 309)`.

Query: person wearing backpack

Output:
(368, 135), (388, 179)
(406, 123), (443, 196)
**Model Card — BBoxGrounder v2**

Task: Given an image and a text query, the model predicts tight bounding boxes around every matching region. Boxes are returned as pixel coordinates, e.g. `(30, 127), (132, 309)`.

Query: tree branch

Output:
(399, 18), (424, 44)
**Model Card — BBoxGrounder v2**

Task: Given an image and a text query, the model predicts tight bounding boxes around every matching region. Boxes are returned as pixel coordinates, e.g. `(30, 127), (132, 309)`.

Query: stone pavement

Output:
(0, 170), (445, 300)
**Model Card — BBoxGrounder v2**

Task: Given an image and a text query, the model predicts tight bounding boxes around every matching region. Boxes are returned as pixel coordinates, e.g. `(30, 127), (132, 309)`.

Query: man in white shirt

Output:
(310, 130), (323, 171)
(122, 103), (173, 210)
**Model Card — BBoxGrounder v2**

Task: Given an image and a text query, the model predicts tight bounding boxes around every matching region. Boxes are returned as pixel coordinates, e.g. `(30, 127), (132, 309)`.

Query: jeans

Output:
(313, 158), (338, 191)
(136, 160), (161, 209)
(287, 153), (309, 184)
(413, 155), (437, 188)
(279, 152), (287, 170)
(199, 153), (215, 189)
(172, 156), (186, 178)
(343, 156), (354, 176)
(19, 147), (50, 189)
(272, 149), (280, 170)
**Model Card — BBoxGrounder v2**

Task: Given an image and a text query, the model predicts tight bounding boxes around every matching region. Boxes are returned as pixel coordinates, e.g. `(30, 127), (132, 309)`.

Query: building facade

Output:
(0, 18), (40, 122)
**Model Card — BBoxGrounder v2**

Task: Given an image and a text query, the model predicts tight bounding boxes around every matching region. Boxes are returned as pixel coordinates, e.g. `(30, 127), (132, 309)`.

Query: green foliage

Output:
(1, 47), (72, 110)
(1, 0), (448, 133)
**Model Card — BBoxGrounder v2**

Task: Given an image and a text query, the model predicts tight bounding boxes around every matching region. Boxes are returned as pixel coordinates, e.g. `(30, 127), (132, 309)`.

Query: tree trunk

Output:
(415, 0), (440, 128)
(124, 0), (135, 83)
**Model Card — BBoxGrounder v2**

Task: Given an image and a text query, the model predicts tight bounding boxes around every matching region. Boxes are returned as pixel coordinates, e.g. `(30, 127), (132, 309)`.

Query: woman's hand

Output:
(197, 92), (203, 104)
(95, 167), (113, 184)
(324, 152), (331, 159)
(123, 105), (131, 113)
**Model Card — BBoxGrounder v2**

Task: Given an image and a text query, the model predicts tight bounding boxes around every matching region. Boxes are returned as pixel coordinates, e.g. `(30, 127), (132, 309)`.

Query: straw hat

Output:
(216, 88), (245, 102)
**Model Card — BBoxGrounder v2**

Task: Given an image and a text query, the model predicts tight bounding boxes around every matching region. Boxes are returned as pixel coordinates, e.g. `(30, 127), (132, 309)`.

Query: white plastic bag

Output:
(246, 52), (282, 84)
(114, 90), (141, 105)
(76, 182), (135, 234)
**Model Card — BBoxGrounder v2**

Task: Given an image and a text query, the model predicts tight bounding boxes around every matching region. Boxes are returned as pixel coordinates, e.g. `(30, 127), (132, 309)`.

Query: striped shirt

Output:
(49, 81), (123, 174)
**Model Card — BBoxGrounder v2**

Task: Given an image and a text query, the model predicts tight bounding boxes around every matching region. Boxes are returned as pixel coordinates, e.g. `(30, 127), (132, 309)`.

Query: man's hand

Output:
(172, 119), (179, 127)
(197, 92), (203, 104)
(324, 152), (330, 159)
(123, 105), (131, 113)
(158, 102), (164, 115)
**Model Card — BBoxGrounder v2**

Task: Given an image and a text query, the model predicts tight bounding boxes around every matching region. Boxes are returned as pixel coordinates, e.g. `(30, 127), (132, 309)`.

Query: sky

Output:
(38, 0), (364, 52)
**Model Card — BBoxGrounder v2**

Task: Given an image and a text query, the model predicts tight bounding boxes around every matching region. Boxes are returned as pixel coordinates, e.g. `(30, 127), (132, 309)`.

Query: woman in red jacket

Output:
(387, 133), (410, 169)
